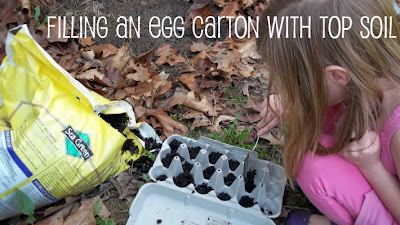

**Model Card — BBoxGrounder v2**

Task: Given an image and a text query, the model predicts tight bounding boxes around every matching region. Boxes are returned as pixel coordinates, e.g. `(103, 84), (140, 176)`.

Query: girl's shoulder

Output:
(379, 105), (400, 175)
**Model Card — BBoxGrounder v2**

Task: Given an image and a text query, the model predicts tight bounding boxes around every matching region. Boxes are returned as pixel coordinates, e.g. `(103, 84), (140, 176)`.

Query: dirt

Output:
(182, 161), (193, 173)
(157, 219), (162, 224)
(228, 159), (240, 171)
(208, 152), (222, 164)
(173, 172), (193, 187)
(169, 139), (182, 154)
(132, 129), (162, 150)
(99, 113), (128, 134)
(188, 146), (201, 159)
(224, 173), (236, 186)
(161, 152), (183, 168)
(203, 166), (216, 180)
(122, 139), (139, 155)
(155, 174), (167, 181)
(217, 192), (231, 201)
(195, 183), (212, 194)
(238, 195), (255, 208)
(261, 208), (273, 216)
(244, 169), (257, 193)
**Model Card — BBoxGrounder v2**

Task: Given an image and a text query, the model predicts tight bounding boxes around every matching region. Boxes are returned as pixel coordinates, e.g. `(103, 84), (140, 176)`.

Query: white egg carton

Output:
(127, 135), (287, 225)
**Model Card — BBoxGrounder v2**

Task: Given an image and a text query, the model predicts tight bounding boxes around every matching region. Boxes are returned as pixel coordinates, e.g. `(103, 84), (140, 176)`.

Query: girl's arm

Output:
(340, 130), (400, 223)
(359, 160), (400, 223)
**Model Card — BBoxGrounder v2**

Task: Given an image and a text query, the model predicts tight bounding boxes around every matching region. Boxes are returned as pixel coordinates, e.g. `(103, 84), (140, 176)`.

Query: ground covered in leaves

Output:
(0, 0), (315, 224)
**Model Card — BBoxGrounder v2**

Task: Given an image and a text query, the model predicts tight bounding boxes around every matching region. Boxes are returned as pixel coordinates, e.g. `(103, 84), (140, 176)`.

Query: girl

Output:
(256, 0), (400, 224)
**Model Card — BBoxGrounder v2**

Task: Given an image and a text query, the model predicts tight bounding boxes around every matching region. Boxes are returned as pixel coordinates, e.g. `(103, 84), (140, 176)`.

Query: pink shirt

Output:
(379, 105), (400, 175)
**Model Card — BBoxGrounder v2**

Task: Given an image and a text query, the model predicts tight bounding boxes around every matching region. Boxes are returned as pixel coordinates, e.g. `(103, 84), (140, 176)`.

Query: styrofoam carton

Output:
(127, 135), (287, 225)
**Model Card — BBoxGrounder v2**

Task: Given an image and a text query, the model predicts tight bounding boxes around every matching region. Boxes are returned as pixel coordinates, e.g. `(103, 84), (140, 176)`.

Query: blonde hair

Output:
(258, 0), (400, 183)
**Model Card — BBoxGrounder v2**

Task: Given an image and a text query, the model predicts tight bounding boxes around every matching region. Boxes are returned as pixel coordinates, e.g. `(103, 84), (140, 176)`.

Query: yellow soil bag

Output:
(0, 25), (154, 219)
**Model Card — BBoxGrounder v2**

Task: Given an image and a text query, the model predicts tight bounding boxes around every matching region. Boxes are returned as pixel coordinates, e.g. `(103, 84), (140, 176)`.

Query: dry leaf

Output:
(47, 18), (71, 43)
(238, 39), (262, 59)
(191, 115), (211, 130)
(177, 73), (201, 94)
(115, 171), (140, 199)
(76, 69), (113, 87)
(260, 131), (284, 145)
(85, 44), (118, 59)
(155, 44), (185, 66)
(188, 4), (213, 29)
(78, 37), (95, 47)
(149, 109), (189, 137)
(20, 0), (31, 17)
(169, 90), (217, 116)
(190, 42), (207, 52)
(219, 1), (241, 18)
(80, 49), (95, 61)
(126, 63), (152, 82)
(134, 49), (153, 68)
(246, 96), (264, 112)
(210, 115), (235, 132)
(213, 0), (227, 7)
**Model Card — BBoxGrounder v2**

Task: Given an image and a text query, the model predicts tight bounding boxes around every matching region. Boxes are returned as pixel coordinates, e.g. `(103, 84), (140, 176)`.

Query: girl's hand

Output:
(256, 94), (282, 136)
(339, 130), (381, 171)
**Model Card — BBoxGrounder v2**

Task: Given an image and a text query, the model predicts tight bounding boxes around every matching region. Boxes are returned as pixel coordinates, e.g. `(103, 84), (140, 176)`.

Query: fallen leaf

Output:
(114, 88), (128, 100)
(182, 109), (206, 120)
(134, 49), (153, 68)
(80, 49), (95, 61)
(114, 171), (140, 199)
(155, 44), (185, 66)
(76, 69), (113, 87)
(242, 0), (255, 8)
(47, 18), (71, 43)
(78, 37), (94, 47)
(149, 109), (189, 137)
(213, 0), (227, 7)
(170, 90), (217, 116)
(126, 63), (152, 82)
(20, 0), (31, 17)
(219, 1), (241, 18)
(191, 115), (211, 130)
(188, 4), (213, 29)
(260, 131), (284, 145)
(238, 39), (262, 59)
(246, 96), (264, 112)
(210, 115), (235, 132)
(85, 44), (118, 59)
(177, 73), (201, 94)
(190, 42), (207, 52)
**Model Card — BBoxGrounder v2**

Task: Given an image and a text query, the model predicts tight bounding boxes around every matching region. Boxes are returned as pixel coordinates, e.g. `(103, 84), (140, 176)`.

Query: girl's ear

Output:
(324, 65), (350, 86)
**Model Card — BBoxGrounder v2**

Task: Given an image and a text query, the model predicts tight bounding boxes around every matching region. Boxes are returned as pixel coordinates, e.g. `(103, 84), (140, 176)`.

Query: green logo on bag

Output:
(63, 126), (93, 160)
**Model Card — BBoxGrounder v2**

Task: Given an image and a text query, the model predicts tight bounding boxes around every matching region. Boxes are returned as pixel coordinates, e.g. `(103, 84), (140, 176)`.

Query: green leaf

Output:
(105, 219), (116, 225)
(16, 189), (35, 217)
(94, 199), (101, 216)
(142, 173), (151, 183)
(34, 6), (41, 22)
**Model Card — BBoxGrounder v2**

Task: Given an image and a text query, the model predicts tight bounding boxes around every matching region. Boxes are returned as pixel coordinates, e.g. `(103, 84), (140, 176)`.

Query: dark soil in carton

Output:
(228, 159), (240, 171)
(155, 175), (167, 181)
(182, 162), (193, 173)
(188, 146), (201, 159)
(208, 152), (223, 164)
(224, 173), (236, 186)
(203, 166), (216, 180)
(239, 196), (255, 208)
(195, 183), (213, 194)
(99, 113), (128, 134)
(261, 208), (273, 216)
(245, 169), (257, 193)
(217, 192), (231, 201)
(173, 172), (194, 187)
(161, 152), (183, 168)
(169, 139), (182, 154)
(122, 139), (139, 155)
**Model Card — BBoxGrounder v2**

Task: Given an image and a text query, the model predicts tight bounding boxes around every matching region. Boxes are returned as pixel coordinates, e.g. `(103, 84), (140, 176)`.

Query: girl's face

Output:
(324, 66), (350, 106)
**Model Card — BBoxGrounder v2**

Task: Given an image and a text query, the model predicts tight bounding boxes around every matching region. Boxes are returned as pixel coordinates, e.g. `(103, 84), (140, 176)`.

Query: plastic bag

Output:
(0, 25), (157, 219)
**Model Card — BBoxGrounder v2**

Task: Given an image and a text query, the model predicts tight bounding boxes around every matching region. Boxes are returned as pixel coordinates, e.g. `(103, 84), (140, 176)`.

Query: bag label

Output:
(63, 126), (93, 160)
